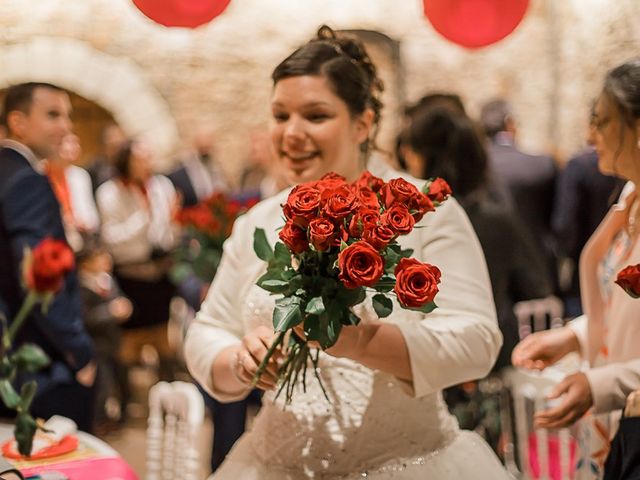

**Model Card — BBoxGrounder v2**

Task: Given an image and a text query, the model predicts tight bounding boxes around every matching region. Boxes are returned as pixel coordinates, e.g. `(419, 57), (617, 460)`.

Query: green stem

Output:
(252, 330), (286, 387)
(8, 291), (37, 342)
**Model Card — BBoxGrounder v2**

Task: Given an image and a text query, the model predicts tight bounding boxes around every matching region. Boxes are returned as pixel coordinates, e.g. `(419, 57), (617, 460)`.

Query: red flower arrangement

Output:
(1, 238), (74, 455)
(174, 192), (258, 283)
(615, 264), (640, 298)
(253, 171), (451, 403)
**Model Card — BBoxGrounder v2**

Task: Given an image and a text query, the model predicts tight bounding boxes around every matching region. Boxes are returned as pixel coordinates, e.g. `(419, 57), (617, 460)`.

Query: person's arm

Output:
(329, 198), (502, 396)
(3, 171), (94, 373)
(587, 359), (640, 413)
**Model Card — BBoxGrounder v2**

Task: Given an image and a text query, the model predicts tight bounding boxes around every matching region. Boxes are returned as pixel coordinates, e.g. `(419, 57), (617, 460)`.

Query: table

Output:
(0, 423), (138, 480)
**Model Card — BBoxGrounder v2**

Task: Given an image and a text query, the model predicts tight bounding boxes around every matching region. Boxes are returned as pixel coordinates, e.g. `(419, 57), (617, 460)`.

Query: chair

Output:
(514, 295), (564, 340)
(146, 381), (204, 480)
(499, 296), (585, 479)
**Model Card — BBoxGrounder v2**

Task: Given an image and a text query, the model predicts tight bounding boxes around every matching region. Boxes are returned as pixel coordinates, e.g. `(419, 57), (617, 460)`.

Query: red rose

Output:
(24, 238), (75, 294)
(356, 187), (381, 211)
(348, 208), (380, 238)
(321, 185), (359, 221)
(425, 178), (452, 205)
(338, 241), (384, 289)
(279, 221), (309, 254)
(308, 218), (337, 252)
(283, 185), (321, 227)
(313, 172), (347, 193)
(380, 178), (421, 209)
(381, 204), (415, 235)
(616, 264), (640, 298)
(394, 258), (441, 308)
(363, 224), (396, 250)
(355, 171), (385, 192)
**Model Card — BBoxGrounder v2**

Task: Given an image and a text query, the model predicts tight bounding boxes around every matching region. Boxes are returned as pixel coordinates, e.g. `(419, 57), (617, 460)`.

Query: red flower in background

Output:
(616, 264), (640, 298)
(24, 238), (75, 294)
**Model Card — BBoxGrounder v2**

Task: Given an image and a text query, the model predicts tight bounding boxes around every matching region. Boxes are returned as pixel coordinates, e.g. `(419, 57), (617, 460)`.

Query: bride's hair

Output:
(272, 25), (384, 155)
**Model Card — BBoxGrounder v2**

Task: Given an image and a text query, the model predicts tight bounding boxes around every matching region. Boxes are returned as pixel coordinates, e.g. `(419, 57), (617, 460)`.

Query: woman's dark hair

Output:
(272, 25), (384, 153)
(406, 107), (488, 198)
(114, 140), (135, 178)
(603, 58), (640, 126)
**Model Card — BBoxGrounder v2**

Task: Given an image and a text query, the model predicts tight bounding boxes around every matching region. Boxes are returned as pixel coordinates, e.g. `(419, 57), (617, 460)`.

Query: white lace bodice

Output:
(237, 286), (459, 476)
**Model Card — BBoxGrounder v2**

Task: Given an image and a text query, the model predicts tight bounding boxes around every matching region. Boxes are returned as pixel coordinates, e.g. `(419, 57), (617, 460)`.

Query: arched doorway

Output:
(0, 37), (180, 169)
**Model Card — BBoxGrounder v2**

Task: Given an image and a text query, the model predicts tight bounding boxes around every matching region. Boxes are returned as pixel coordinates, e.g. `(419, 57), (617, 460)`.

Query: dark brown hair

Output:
(1, 82), (66, 130)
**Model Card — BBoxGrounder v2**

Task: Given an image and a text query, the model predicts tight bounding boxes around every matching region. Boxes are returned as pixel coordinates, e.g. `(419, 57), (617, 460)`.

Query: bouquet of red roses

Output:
(173, 192), (259, 283)
(616, 264), (640, 298)
(253, 171), (451, 404)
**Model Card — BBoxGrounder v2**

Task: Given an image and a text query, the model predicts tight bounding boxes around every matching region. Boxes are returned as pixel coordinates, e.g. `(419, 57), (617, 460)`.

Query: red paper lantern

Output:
(423, 0), (529, 49)
(132, 0), (232, 28)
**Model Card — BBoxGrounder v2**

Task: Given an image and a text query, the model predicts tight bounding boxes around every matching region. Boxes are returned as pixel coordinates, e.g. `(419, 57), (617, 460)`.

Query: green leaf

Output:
(272, 296), (304, 331)
(14, 411), (37, 456)
(259, 279), (290, 294)
(253, 228), (273, 262)
(12, 344), (50, 373)
(305, 297), (325, 315)
(336, 285), (366, 307)
(0, 379), (20, 409)
(273, 242), (292, 266)
(407, 301), (438, 314)
(304, 313), (342, 349)
(372, 294), (393, 318)
(340, 240), (349, 251)
(374, 276), (396, 293)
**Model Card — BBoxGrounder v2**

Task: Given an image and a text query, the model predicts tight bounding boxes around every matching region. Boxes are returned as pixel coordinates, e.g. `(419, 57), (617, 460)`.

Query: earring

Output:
(637, 139), (640, 149)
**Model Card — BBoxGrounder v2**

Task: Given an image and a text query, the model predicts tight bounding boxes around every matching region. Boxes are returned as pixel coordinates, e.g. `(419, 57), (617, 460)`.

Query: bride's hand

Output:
(234, 326), (283, 391)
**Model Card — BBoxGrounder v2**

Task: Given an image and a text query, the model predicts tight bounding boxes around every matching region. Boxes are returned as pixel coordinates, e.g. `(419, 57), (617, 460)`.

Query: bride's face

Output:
(270, 75), (372, 185)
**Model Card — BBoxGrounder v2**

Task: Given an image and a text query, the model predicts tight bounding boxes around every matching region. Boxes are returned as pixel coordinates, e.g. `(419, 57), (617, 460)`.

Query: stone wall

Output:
(1, 0), (639, 180)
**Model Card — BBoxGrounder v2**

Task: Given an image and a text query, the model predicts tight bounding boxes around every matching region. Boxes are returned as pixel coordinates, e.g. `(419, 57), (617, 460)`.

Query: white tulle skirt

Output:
(209, 430), (512, 480)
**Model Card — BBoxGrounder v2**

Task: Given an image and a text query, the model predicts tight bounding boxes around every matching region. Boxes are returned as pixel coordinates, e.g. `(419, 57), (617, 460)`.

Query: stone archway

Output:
(0, 36), (180, 167)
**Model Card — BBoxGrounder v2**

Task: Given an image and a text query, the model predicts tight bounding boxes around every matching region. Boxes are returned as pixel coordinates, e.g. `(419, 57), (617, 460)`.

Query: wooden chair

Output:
(146, 381), (204, 480)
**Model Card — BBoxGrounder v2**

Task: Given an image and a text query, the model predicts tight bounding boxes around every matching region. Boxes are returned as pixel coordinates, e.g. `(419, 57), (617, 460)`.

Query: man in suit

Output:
(168, 126), (228, 207)
(0, 83), (96, 431)
(480, 99), (558, 292)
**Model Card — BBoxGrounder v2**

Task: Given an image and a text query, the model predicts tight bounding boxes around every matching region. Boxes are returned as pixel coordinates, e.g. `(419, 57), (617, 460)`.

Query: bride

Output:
(185, 26), (510, 479)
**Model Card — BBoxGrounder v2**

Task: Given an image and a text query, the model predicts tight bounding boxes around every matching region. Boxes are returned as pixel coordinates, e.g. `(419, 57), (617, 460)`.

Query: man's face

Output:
(9, 87), (72, 159)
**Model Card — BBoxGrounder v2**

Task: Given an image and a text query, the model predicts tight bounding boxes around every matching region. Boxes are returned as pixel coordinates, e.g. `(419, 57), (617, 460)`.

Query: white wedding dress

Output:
(185, 158), (511, 479)
(207, 287), (511, 480)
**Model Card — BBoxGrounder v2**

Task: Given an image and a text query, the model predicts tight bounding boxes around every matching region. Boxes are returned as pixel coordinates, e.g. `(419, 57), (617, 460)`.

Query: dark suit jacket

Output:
(0, 146), (94, 395)
(488, 139), (558, 288)
(463, 198), (552, 370)
(167, 166), (198, 208)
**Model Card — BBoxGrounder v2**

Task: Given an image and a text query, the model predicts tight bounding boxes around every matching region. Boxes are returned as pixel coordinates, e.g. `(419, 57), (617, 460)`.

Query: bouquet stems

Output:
(253, 330), (329, 405)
